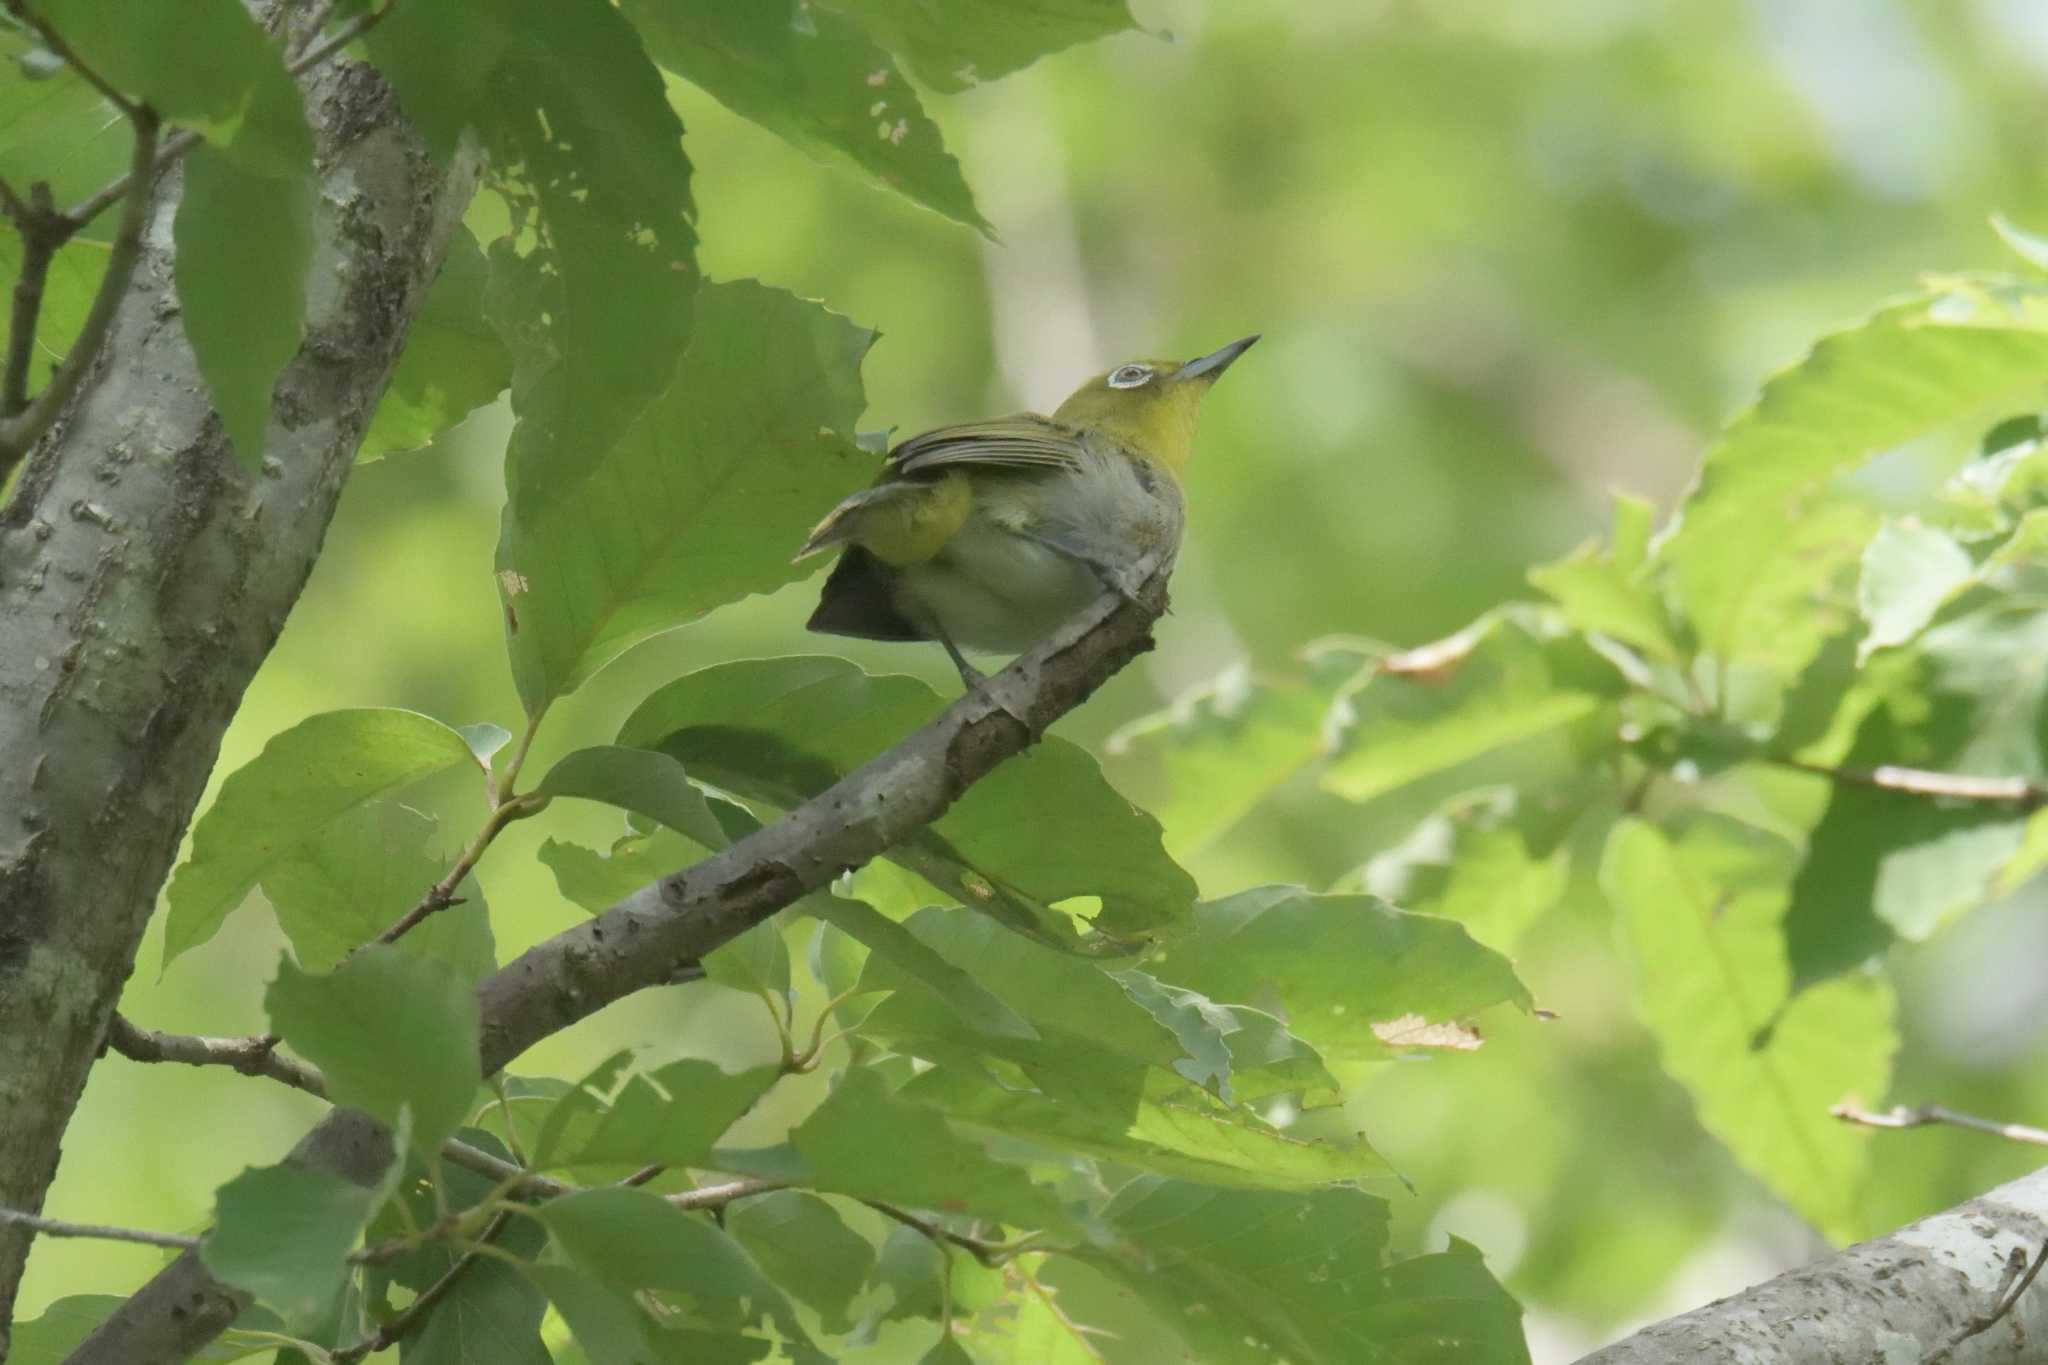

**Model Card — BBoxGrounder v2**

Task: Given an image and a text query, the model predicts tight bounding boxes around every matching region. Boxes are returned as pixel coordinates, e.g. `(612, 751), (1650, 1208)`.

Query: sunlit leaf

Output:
(727, 1191), (876, 1334)
(1855, 520), (1974, 660)
(825, 0), (1140, 91)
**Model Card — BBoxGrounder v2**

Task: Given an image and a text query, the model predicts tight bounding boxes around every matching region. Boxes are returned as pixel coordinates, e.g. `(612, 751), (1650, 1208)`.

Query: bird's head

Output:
(1053, 334), (1259, 471)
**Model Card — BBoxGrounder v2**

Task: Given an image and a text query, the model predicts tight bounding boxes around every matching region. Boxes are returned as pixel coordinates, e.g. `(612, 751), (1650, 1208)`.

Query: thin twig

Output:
(1928, 1235), (2048, 1364)
(0, 106), (157, 474)
(0, 1204), (199, 1252)
(4, 0), (142, 118)
(2, 181), (61, 416)
(668, 1177), (779, 1211)
(375, 793), (541, 948)
(333, 1210), (512, 1364)
(286, 0), (391, 81)
(868, 1201), (1035, 1268)
(288, 0), (343, 59)
(1833, 1100), (2048, 1149)
(108, 1013), (316, 1094)
(1777, 758), (2048, 808)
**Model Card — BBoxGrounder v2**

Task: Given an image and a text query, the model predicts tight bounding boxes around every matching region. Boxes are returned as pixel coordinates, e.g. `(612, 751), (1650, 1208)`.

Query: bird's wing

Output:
(885, 414), (1086, 477)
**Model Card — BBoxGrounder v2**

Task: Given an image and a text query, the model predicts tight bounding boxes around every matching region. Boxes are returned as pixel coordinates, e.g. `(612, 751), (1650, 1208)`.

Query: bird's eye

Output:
(1108, 364), (1153, 389)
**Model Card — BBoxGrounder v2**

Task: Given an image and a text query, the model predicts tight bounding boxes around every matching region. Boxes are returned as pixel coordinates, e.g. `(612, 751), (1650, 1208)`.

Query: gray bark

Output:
(0, 56), (477, 1351)
(68, 555), (1173, 1364)
(1577, 1167), (2048, 1365)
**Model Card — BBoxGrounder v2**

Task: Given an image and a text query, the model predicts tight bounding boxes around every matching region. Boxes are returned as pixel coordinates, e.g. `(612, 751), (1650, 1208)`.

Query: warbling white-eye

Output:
(797, 335), (1259, 684)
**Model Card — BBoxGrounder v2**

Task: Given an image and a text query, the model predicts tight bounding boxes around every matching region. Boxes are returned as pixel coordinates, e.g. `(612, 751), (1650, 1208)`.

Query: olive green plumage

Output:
(797, 336), (1258, 683)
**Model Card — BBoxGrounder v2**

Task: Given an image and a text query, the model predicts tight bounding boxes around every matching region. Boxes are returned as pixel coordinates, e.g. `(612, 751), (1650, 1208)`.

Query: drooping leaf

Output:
(1075, 1179), (1529, 1365)
(533, 1187), (824, 1360)
(1149, 887), (1530, 1075)
(173, 143), (316, 469)
(358, 226), (512, 462)
(261, 801), (495, 984)
(1601, 817), (1895, 1240)
(535, 745), (728, 850)
(1322, 607), (1625, 804)
(823, 0), (1141, 92)
(533, 1052), (782, 1172)
(627, 0), (988, 231)
(726, 1191), (876, 1334)
(162, 709), (481, 970)
(497, 281), (875, 712)
(617, 655), (1198, 943)
(1107, 643), (1367, 857)
(266, 946), (482, 1158)
(201, 1163), (383, 1321)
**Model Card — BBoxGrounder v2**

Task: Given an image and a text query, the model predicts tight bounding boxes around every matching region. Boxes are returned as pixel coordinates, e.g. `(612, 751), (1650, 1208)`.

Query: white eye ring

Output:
(1108, 364), (1152, 389)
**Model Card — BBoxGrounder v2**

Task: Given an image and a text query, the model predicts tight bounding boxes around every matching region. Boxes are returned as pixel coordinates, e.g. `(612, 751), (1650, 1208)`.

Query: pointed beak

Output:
(1172, 334), (1260, 384)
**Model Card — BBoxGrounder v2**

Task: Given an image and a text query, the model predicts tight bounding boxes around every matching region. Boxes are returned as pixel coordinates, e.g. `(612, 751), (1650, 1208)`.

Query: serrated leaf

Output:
(727, 1191), (875, 1334)
(1601, 817), (1894, 1240)
(1856, 520), (1975, 659)
(1149, 887), (1530, 1076)
(403, 1255), (552, 1365)
(1322, 608), (1625, 804)
(267, 946), (481, 1158)
(37, 0), (312, 172)
(174, 143), (316, 469)
(824, 0), (1139, 91)
(629, 0), (988, 232)
(534, 1052), (781, 1172)
(1108, 644), (1365, 857)
(533, 1188), (823, 1358)
(1075, 1179), (1528, 1365)
(1663, 282), (2048, 679)
(201, 1163), (382, 1321)
(162, 709), (480, 970)
(536, 745), (728, 849)
(618, 656), (1197, 943)
(358, 226), (511, 462)
(261, 801), (494, 984)
(498, 281), (875, 712)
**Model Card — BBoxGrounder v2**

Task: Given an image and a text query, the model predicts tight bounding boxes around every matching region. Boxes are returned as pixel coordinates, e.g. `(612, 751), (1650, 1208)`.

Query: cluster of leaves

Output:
(1117, 229), (2048, 1245)
(6, 2), (1538, 1363)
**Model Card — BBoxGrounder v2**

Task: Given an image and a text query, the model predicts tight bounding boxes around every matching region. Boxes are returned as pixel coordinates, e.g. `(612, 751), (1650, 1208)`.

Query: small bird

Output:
(797, 336), (1258, 685)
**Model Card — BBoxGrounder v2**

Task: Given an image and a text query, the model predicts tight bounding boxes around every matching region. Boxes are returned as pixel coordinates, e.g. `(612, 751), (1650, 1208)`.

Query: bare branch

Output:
(0, 1206), (198, 1253)
(1928, 1237), (2048, 1365)
(107, 1014), (316, 1095)
(77, 559), (1173, 1363)
(1833, 1100), (2048, 1149)
(1775, 758), (2048, 808)
(0, 107), (158, 474)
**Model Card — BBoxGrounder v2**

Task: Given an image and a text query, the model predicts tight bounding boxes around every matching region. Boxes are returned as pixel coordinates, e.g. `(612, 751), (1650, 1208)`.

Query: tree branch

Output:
(0, 1207), (198, 1254)
(1774, 758), (2048, 808)
(71, 558), (1172, 1365)
(1833, 1099), (2048, 1150)
(1573, 1166), (2048, 1364)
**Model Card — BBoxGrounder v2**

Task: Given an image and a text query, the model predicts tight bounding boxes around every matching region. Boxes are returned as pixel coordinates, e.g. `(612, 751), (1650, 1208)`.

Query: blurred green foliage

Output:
(18, 1), (2048, 1360)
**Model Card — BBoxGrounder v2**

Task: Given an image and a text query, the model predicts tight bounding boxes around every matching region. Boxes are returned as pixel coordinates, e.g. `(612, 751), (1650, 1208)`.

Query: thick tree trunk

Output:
(0, 57), (476, 1348)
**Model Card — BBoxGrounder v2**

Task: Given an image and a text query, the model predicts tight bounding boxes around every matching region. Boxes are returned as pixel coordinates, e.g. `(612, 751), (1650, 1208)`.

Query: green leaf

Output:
(618, 656), (1198, 942)
(1601, 817), (1895, 1240)
(261, 801), (495, 984)
(173, 143), (317, 469)
(536, 745), (728, 849)
(1528, 536), (1681, 665)
(1348, 785), (1582, 956)
(704, 917), (794, 1001)
(804, 893), (1036, 1039)
(524, 1263), (660, 1365)
(726, 1191), (876, 1334)
(162, 709), (480, 970)
(1150, 887), (1530, 1075)
(1662, 283), (2048, 677)
(1785, 609), (2048, 982)
(1076, 1179), (1528, 1365)
(266, 946), (482, 1158)
(1856, 520), (1975, 659)
(1993, 213), (2048, 273)
(628, 0), (988, 232)
(358, 226), (511, 462)
(403, 1255), (552, 1365)
(539, 823), (693, 914)
(5, 1296), (123, 1365)
(758, 1066), (1071, 1230)
(1107, 644), (1366, 857)
(201, 1163), (382, 1321)
(533, 1187), (822, 1357)
(37, 0), (312, 172)
(1322, 608), (1625, 804)
(823, 0), (1140, 91)
(497, 281), (875, 712)
(534, 1052), (781, 1172)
